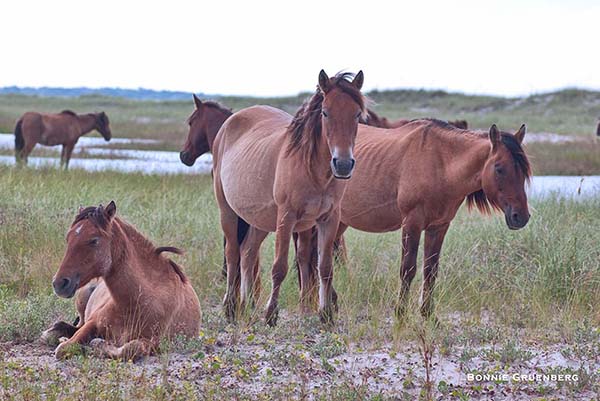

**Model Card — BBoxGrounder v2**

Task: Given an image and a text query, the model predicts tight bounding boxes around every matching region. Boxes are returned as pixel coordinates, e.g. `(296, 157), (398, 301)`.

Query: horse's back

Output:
(215, 105), (292, 231)
(342, 120), (449, 232)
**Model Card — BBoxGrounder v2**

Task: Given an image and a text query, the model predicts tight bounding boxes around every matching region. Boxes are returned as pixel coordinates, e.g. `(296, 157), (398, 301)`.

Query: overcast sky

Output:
(1, 0), (598, 97)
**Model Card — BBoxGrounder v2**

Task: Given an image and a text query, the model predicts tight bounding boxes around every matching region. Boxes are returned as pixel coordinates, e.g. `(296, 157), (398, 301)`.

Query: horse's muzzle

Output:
(331, 157), (355, 179)
(179, 151), (195, 166)
(505, 207), (530, 230)
(52, 275), (80, 298)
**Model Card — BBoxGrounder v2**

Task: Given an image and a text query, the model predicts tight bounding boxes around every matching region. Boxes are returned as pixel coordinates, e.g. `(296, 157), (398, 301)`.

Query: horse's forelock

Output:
(72, 206), (109, 230)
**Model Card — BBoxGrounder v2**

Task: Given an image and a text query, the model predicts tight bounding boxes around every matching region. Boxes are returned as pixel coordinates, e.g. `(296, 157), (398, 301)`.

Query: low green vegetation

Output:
(0, 164), (598, 399)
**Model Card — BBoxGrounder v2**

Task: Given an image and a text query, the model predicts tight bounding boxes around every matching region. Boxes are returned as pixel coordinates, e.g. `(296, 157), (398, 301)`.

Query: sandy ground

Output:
(1, 309), (598, 400)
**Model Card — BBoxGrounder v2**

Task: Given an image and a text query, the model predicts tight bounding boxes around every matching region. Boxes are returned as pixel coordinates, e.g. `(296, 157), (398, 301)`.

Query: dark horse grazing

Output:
(180, 95), (233, 166)
(298, 119), (531, 319)
(15, 110), (111, 168)
(213, 70), (366, 325)
(42, 201), (201, 360)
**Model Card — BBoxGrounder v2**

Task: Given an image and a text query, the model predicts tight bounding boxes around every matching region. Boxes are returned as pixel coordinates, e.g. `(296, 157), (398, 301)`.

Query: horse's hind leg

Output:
(420, 223), (450, 319)
(19, 142), (36, 166)
(41, 321), (79, 346)
(240, 227), (268, 310)
(90, 338), (154, 362)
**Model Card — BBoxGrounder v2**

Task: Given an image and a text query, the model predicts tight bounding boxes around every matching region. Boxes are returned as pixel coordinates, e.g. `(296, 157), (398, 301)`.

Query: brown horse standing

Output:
(15, 110), (111, 168)
(213, 70), (365, 325)
(42, 201), (201, 360)
(299, 119), (531, 318)
(180, 95), (233, 166)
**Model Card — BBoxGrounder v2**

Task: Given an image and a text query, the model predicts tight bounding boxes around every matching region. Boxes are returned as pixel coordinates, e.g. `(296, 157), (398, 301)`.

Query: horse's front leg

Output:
(264, 210), (295, 326)
(63, 142), (76, 170)
(420, 223), (450, 318)
(395, 223), (422, 320)
(60, 145), (67, 167)
(54, 319), (98, 359)
(316, 210), (341, 324)
(296, 228), (318, 313)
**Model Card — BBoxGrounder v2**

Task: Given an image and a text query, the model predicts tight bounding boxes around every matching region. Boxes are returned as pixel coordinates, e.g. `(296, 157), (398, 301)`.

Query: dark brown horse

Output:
(361, 109), (468, 130)
(42, 202), (201, 360)
(180, 95), (233, 166)
(298, 119), (531, 319)
(15, 110), (111, 168)
(213, 70), (365, 325)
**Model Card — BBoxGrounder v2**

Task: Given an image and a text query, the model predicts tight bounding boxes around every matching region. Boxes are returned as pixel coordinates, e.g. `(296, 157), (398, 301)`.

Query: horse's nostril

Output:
(332, 157), (338, 168)
(61, 278), (71, 290)
(512, 212), (519, 221)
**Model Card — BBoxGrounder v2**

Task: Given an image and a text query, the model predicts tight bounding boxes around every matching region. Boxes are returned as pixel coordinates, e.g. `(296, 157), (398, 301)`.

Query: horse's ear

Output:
(352, 70), (364, 90)
(515, 124), (526, 144)
(489, 124), (500, 150)
(104, 200), (117, 221)
(78, 205), (84, 214)
(318, 70), (330, 93)
(193, 94), (202, 109)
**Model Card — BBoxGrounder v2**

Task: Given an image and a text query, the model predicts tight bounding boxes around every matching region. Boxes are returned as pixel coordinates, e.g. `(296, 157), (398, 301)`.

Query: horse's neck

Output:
(103, 220), (157, 308)
(441, 133), (491, 197)
(207, 111), (231, 151)
(310, 131), (336, 187)
(76, 114), (97, 135)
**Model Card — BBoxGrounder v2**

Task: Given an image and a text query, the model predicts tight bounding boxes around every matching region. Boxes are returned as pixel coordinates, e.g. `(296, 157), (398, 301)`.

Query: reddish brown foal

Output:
(15, 110), (111, 168)
(43, 202), (201, 360)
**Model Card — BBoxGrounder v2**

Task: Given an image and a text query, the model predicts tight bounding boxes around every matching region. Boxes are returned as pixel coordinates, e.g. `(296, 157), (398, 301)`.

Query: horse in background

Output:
(14, 110), (111, 168)
(180, 94), (233, 166)
(361, 109), (469, 130)
(42, 201), (201, 360)
(298, 119), (531, 319)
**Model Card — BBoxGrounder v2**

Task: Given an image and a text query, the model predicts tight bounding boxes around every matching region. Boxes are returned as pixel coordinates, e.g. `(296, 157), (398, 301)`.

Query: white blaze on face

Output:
(74, 223), (84, 236)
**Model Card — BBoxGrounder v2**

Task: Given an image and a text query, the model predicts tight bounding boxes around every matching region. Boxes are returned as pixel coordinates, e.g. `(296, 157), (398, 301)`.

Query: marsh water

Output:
(1, 133), (598, 199)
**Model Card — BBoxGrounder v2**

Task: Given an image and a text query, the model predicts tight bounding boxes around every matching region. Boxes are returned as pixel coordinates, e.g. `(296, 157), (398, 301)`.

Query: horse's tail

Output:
(14, 119), (24, 155)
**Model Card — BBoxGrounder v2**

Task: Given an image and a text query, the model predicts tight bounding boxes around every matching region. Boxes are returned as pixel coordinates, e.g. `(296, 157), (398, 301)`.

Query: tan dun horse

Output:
(42, 201), (201, 360)
(15, 110), (111, 168)
(299, 119), (531, 319)
(180, 95), (233, 166)
(213, 70), (365, 325)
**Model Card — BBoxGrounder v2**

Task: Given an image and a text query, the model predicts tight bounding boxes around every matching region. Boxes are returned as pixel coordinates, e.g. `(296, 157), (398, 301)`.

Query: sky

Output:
(1, 0), (599, 97)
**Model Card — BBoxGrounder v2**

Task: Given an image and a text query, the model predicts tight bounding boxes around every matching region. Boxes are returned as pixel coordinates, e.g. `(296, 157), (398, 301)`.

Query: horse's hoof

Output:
(319, 306), (335, 326)
(265, 305), (279, 327)
(90, 338), (106, 348)
(223, 298), (238, 323)
(332, 289), (339, 313)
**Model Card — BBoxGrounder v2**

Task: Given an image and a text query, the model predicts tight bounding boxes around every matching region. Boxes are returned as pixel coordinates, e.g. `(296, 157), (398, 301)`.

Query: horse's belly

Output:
(341, 188), (403, 233)
(220, 146), (279, 232)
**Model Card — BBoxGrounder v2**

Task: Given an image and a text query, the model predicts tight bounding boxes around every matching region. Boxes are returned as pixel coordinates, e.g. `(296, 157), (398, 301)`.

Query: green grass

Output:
(2, 87), (600, 152)
(0, 167), (598, 337)
(0, 167), (598, 399)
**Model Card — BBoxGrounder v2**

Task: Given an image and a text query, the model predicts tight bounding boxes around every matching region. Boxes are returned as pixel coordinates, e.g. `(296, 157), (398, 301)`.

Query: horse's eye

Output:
(495, 166), (505, 175)
(322, 110), (329, 118)
(87, 238), (99, 246)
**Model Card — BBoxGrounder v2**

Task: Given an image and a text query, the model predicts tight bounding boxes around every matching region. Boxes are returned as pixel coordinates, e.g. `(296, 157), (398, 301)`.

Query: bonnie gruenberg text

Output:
(467, 373), (579, 383)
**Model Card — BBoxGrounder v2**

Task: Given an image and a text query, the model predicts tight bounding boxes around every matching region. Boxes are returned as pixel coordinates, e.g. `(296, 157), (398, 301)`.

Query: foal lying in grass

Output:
(42, 201), (201, 360)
